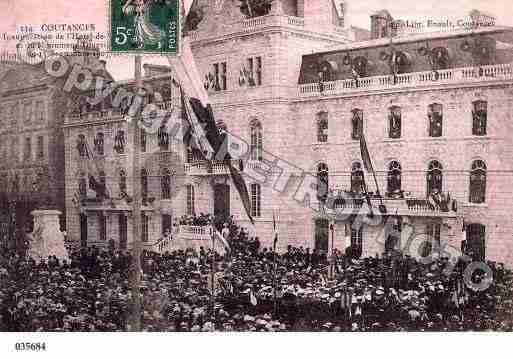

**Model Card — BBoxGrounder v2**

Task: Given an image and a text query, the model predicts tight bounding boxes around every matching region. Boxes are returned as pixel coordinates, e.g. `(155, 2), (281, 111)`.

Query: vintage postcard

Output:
(0, 0), (513, 357)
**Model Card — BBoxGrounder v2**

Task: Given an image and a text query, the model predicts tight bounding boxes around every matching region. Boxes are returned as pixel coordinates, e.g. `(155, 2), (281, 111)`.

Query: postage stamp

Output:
(109, 0), (180, 54)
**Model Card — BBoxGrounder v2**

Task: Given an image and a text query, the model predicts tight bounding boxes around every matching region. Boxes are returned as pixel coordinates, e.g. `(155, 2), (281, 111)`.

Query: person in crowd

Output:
(1, 214), (512, 332)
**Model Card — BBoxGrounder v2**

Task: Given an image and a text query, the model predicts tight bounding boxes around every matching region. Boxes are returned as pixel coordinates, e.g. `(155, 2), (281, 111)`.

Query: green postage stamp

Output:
(110, 0), (180, 54)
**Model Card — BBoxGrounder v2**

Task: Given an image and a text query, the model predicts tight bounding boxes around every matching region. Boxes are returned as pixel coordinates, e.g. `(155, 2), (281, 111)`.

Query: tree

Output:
(239, 0), (273, 18)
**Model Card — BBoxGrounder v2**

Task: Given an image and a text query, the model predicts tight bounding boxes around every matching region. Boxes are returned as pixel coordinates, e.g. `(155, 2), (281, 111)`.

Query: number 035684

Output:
(14, 342), (47, 351)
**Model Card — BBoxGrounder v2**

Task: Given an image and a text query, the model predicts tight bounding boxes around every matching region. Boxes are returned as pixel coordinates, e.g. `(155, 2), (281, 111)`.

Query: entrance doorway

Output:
(214, 183), (230, 221)
(314, 218), (329, 252)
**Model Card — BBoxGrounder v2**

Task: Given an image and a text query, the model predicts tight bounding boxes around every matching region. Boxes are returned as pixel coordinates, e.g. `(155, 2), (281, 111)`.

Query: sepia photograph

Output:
(0, 0), (513, 356)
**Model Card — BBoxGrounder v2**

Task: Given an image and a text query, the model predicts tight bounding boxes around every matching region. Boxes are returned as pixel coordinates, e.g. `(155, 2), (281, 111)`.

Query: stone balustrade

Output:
(298, 63), (513, 97)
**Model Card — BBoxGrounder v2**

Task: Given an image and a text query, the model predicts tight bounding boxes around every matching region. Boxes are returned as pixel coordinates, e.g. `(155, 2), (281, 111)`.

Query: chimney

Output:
(370, 9), (393, 39)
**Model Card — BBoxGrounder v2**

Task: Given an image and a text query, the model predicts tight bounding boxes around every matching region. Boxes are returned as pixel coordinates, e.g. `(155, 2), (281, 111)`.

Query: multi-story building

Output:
(66, 1), (513, 266)
(0, 41), (111, 251)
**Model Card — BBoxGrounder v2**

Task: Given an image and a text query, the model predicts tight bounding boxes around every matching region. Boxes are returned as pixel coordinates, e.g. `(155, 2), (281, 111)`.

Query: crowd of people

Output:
(1, 219), (513, 332)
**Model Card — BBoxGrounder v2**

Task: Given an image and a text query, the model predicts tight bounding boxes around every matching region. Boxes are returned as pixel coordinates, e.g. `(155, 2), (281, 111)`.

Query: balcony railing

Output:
(188, 14), (309, 43)
(323, 196), (460, 218)
(66, 100), (178, 124)
(298, 62), (513, 97)
(184, 159), (242, 176)
(178, 225), (210, 241)
(143, 236), (173, 254)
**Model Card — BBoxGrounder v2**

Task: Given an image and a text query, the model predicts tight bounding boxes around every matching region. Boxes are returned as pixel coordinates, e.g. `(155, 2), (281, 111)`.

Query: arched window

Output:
(76, 134), (87, 157)
(469, 160), (486, 203)
(428, 103), (443, 137)
(388, 106), (401, 139)
(119, 169), (127, 195)
(250, 183), (262, 218)
(114, 130), (125, 154)
(317, 112), (328, 143)
(351, 109), (363, 140)
(426, 160), (443, 195)
(351, 162), (364, 193)
(472, 100), (487, 136)
(141, 169), (148, 200)
(94, 132), (104, 155)
(186, 184), (195, 215)
(316, 163), (329, 202)
(250, 120), (263, 161)
(387, 161), (402, 195)
(161, 168), (171, 199)
(78, 172), (87, 199)
(464, 223), (486, 261)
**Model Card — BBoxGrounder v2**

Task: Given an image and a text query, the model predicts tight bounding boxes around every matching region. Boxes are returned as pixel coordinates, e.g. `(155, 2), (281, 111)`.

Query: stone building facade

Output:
(183, 1), (513, 264)
(64, 1), (513, 265)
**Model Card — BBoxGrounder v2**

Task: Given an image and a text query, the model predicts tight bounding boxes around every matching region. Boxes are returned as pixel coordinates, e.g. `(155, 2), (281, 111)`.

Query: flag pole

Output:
(129, 55), (143, 332)
(210, 224), (216, 318)
(272, 210), (278, 316)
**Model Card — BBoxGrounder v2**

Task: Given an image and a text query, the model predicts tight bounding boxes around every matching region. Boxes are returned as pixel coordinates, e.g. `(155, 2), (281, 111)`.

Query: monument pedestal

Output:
(28, 210), (69, 263)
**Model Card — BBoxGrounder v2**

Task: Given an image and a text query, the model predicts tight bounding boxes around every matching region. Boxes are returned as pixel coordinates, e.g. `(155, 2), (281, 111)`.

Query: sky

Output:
(0, 0), (512, 80)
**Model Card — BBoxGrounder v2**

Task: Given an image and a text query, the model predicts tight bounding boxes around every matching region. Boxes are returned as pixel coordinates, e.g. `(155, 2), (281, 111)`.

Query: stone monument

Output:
(27, 210), (69, 263)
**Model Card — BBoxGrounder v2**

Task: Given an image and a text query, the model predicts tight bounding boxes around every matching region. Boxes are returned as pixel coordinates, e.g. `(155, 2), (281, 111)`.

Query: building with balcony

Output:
(0, 42), (110, 251)
(62, 1), (513, 265)
(177, 1), (513, 264)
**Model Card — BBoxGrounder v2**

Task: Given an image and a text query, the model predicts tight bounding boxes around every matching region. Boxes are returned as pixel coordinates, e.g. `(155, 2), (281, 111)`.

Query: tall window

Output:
(114, 130), (125, 154)
(24, 137), (31, 160)
(78, 172), (87, 199)
(250, 120), (263, 161)
(141, 169), (148, 200)
(186, 184), (195, 215)
(247, 57), (262, 86)
(141, 214), (149, 243)
(99, 171), (106, 195)
(472, 100), (487, 136)
(141, 130), (147, 153)
(387, 161), (402, 195)
(94, 132), (104, 155)
(161, 168), (171, 199)
(186, 147), (194, 163)
(98, 213), (107, 242)
(158, 124), (170, 151)
(469, 160), (487, 203)
(350, 226), (363, 259)
(465, 223), (486, 261)
(211, 62), (227, 91)
(385, 217), (402, 253)
(351, 162), (365, 193)
(388, 106), (401, 139)
(351, 109), (363, 140)
(77, 134), (87, 157)
(316, 163), (329, 202)
(37, 136), (44, 159)
(428, 103), (443, 137)
(427, 160), (443, 195)
(36, 101), (45, 121)
(250, 183), (261, 218)
(162, 214), (172, 235)
(119, 169), (127, 195)
(317, 112), (328, 143)
(426, 222), (441, 244)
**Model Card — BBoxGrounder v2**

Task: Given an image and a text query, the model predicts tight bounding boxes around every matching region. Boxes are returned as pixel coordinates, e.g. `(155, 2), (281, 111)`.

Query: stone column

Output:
(28, 210), (69, 263)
